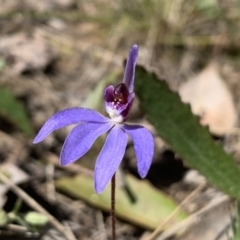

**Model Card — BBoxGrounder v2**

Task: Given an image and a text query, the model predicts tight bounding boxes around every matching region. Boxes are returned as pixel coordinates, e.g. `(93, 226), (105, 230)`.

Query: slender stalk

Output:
(111, 174), (116, 240)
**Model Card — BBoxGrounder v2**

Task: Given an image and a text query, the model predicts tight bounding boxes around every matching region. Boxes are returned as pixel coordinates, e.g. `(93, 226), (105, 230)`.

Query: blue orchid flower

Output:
(33, 45), (154, 194)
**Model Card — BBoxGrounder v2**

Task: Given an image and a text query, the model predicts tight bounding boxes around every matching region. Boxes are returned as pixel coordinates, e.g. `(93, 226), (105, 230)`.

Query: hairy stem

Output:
(111, 173), (116, 240)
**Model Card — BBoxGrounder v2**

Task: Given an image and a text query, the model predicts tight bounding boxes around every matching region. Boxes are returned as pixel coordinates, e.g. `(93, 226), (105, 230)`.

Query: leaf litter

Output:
(1, 1), (240, 239)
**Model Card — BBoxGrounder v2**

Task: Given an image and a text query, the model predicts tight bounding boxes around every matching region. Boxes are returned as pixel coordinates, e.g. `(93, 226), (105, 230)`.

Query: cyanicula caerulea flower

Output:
(33, 45), (154, 194)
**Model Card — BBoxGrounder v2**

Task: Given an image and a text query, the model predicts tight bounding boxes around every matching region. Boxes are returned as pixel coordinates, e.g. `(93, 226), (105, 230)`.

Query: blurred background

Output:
(0, 0), (240, 239)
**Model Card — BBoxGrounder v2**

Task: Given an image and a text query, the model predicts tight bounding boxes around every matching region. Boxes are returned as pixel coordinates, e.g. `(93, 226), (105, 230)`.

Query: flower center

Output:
(113, 83), (129, 105)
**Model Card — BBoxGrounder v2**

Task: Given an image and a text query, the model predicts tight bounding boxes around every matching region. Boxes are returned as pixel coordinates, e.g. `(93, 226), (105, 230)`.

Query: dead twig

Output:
(0, 171), (75, 240)
(154, 195), (229, 240)
(95, 210), (107, 240)
(63, 221), (77, 240)
(46, 152), (93, 177)
(45, 163), (56, 201)
(145, 182), (207, 240)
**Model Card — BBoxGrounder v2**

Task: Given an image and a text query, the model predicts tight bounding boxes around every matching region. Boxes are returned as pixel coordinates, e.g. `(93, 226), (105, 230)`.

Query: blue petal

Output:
(60, 122), (113, 166)
(123, 124), (154, 178)
(94, 125), (128, 194)
(123, 45), (138, 93)
(33, 108), (109, 143)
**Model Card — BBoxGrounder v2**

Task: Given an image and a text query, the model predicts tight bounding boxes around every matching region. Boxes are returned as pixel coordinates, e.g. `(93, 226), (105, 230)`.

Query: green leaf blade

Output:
(0, 87), (34, 136)
(135, 66), (240, 199)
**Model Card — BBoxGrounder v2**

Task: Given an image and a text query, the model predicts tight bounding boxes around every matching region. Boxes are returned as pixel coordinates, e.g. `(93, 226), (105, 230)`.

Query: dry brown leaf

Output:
(0, 0), (20, 14)
(179, 63), (237, 135)
(0, 31), (54, 74)
(24, 0), (75, 11)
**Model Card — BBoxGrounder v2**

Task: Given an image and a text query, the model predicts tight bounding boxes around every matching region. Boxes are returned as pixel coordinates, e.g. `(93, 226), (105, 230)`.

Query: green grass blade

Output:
(135, 65), (240, 199)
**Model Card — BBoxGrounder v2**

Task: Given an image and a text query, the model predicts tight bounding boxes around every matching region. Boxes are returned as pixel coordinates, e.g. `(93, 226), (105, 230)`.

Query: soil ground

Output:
(1, 1), (240, 240)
